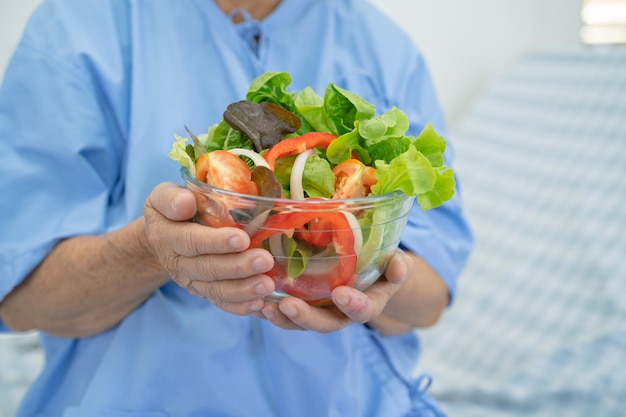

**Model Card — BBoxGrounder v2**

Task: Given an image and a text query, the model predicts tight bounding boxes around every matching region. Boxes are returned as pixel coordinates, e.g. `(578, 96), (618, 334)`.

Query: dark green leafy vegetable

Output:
(203, 120), (250, 152)
(251, 166), (282, 199)
(229, 166), (282, 223)
(223, 100), (301, 152)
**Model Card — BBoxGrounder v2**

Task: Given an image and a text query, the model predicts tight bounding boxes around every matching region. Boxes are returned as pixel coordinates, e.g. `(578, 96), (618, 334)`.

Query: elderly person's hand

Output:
(253, 249), (448, 335)
(144, 183), (450, 335)
(144, 182), (276, 315)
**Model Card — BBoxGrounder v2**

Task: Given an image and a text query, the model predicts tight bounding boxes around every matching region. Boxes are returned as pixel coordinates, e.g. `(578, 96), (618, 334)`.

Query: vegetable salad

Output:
(169, 72), (455, 303)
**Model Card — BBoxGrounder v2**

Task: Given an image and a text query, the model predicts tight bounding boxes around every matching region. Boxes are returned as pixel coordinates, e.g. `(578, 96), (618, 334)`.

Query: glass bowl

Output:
(182, 167), (414, 306)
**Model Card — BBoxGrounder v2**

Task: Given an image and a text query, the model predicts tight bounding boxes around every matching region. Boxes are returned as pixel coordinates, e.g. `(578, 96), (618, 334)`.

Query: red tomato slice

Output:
(332, 159), (377, 199)
(195, 150), (259, 196)
(263, 132), (337, 170)
(194, 151), (259, 228)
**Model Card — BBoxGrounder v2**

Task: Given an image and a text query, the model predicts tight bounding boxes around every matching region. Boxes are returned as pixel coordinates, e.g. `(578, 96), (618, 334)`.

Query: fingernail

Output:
(398, 254), (411, 281)
(255, 281), (270, 295)
(398, 262), (409, 281)
(250, 299), (264, 312)
(334, 292), (350, 307)
(262, 307), (274, 319)
(171, 192), (183, 210)
(229, 235), (245, 251)
(252, 256), (272, 272)
(282, 305), (297, 318)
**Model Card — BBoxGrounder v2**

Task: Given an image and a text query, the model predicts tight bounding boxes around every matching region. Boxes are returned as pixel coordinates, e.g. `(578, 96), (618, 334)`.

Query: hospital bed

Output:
(415, 47), (626, 417)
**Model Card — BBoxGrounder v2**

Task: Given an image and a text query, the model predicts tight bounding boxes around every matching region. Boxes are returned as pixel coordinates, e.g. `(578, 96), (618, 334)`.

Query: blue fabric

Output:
(0, 0), (473, 415)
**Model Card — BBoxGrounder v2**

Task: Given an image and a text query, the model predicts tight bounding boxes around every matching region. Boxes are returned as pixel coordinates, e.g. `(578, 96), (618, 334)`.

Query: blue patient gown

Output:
(0, 0), (473, 416)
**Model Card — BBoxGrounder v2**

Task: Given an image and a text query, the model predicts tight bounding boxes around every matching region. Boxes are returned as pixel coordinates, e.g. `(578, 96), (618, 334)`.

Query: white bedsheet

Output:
(0, 333), (43, 417)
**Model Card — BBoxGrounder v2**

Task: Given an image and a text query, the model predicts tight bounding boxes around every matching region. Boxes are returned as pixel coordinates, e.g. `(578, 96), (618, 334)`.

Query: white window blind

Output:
(581, 0), (626, 44)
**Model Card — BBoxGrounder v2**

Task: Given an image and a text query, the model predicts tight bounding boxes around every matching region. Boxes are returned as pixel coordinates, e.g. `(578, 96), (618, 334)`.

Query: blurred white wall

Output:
(370, 0), (584, 127)
(0, 0), (583, 128)
(0, 0), (42, 75)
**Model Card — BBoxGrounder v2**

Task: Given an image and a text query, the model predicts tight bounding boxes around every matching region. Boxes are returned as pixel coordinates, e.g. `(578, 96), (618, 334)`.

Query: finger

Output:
(174, 249), (274, 281)
(383, 249), (414, 285)
(186, 273), (274, 302)
(169, 222), (252, 257)
(274, 297), (352, 333)
(260, 302), (305, 331)
(145, 182), (197, 221)
(206, 298), (267, 317)
(145, 184), (255, 257)
(252, 311), (268, 320)
(332, 278), (400, 323)
(144, 208), (253, 259)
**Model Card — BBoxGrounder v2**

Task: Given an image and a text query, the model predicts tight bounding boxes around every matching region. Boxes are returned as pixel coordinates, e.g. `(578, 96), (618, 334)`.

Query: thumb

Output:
(145, 182), (197, 221)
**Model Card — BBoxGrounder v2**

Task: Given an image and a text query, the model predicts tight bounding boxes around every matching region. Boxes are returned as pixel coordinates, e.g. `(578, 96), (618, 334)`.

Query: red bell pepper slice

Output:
(263, 132), (337, 170)
(250, 210), (357, 303)
(295, 217), (334, 248)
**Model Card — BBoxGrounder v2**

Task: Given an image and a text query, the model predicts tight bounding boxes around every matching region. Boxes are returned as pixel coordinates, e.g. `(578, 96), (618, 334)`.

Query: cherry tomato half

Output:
(332, 159), (377, 199)
(195, 150), (259, 196)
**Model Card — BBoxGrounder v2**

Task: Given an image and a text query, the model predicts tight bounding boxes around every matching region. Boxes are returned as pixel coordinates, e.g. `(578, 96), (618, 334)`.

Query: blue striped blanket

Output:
(416, 48), (626, 417)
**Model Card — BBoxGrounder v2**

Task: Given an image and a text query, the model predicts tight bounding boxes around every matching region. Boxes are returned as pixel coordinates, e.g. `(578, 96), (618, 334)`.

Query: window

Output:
(580, 0), (626, 44)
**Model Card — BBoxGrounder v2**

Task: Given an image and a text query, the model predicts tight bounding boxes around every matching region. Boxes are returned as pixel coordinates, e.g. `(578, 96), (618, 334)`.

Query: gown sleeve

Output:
(392, 48), (474, 302)
(0, 7), (127, 329)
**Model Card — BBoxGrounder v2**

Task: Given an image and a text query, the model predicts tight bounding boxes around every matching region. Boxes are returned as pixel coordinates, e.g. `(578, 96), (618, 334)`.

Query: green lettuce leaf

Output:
(357, 107), (411, 163)
(359, 107), (409, 142)
(167, 134), (196, 176)
(302, 155), (335, 198)
(370, 145), (436, 198)
(417, 168), (456, 210)
(203, 120), (253, 152)
(412, 123), (447, 167)
(294, 87), (335, 134)
(246, 72), (296, 110)
(325, 127), (371, 165)
(324, 84), (375, 135)
(283, 235), (314, 277)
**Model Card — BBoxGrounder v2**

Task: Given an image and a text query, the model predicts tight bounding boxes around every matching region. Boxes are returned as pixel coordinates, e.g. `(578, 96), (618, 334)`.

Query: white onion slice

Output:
(289, 149), (316, 200)
(242, 209), (271, 238)
(342, 211), (363, 255)
(303, 257), (340, 275)
(227, 148), (270, 169)
(268, 234), (288, 265)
